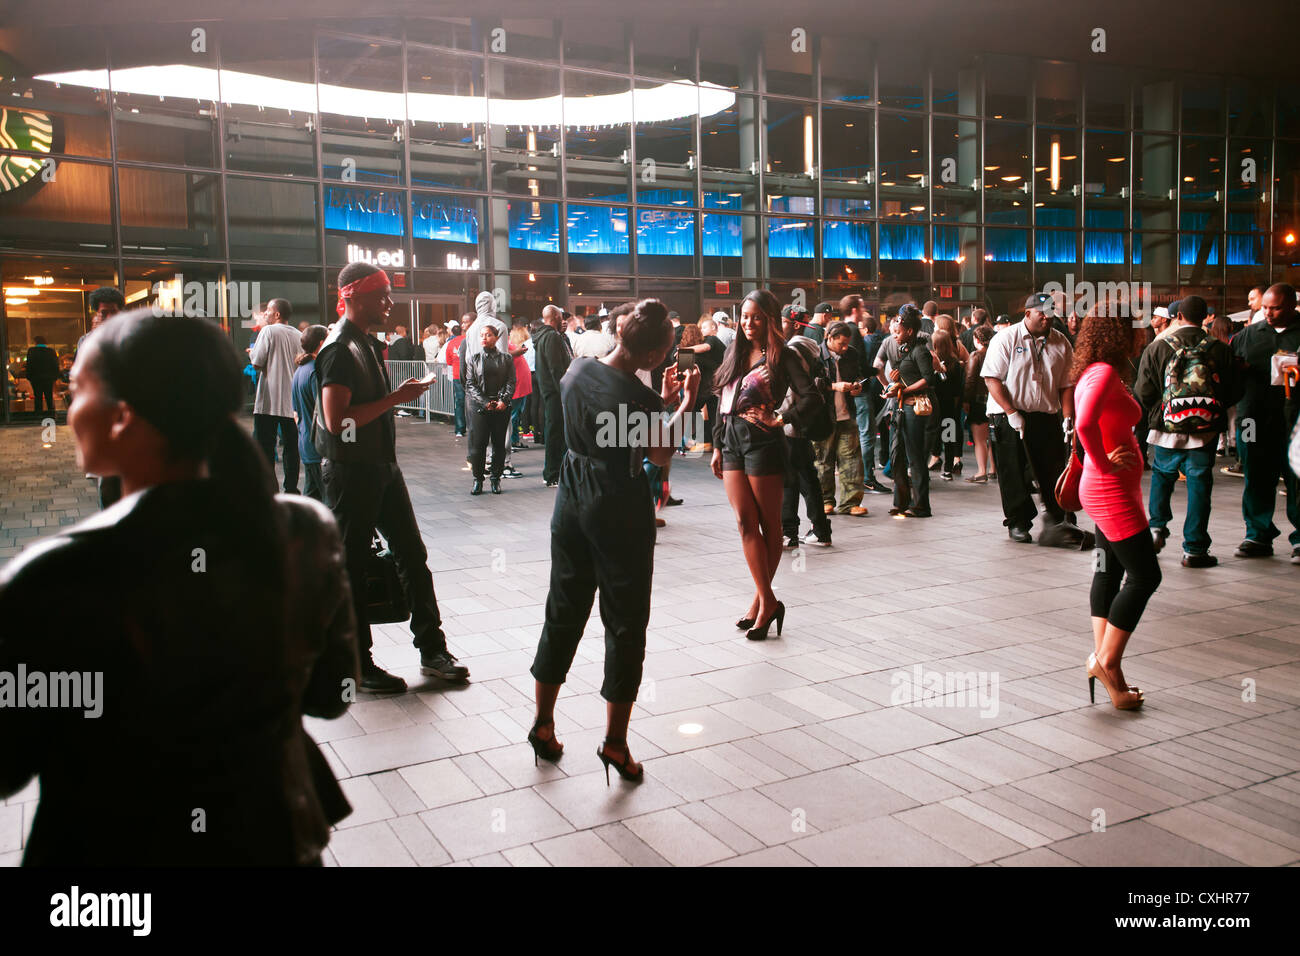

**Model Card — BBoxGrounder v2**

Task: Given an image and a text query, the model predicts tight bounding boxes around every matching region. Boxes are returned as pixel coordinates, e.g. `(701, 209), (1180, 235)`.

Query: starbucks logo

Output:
(0, 108), (55, 193)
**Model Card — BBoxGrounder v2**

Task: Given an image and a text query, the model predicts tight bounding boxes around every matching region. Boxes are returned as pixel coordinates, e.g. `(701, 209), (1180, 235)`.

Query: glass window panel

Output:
(492, 20), (558, 61)
(3, 257), (117, 380)
(564, 21), (628, 73)
(632, 20), (694, 82)
(487, 61), (560, 197)
(221, 22), (316, 177)
(879, 221), (926, 284)
(1273, 139), (1300, 225)
(932, 53), (980, 116)
(1134, 232), (1177, 284)
(1226, 233), (1267, 270)
(762, 33), (812, 99)
(566, 203), (629, 273)
(502, 198), (560, 275)
(984, 55), (1029, 120)
(764, 100), (815, 208)
(1135, 74), (1177, 131)
(228, 176), (319, 264)
(411, 192), (484, 272)
(0, 157), (113, 253)
(318, 36), (405, 186)
(1035, 60), (1079, 126)
(879, 57), (926, 111)
(1179, 232), (1223, 284)
(636, 208), (695, 276)
(984, 228), (1030, 286)
(878, 112), (927, 221)
(820, 35), (872, 106)
(984, 122), (1030, 225)
(0, 40), (111, 158)
(1084, 129), (1128, 202)
(324, 185), (405, 268)
(699, 26), (760, 91)
(229, 266), (323, 349)
(933, 224), (980, 286)
(566, 275), (631, 319)
(821, 106), (872, 216)
(635, 80), (696, 207)
(1134, 133), (1176, 233)
(1180, 136), (1224, 233)
(409, 48), (486, 190)
(933, 115), (979, 223)
(1227, 138), (1268, 212)
(109, 25), (217, 168)
(636, 279), (698, 320)
(701, 94), (760, 207)
(766, 215), (815, 263)
(405, 18), (478, 51)
(121, 263), (228, 325)
(1182, 75), (1224, 135)
(564, 72), (631, 201)
(1224, 77), (1272, 138)
(1034, 229), (1078, 266)
(1085, 64), (1129, 129)
(118, 168), (222, 259)
(701, 211), (758, 277)
(1277, 84), (1300, 144)
(1083, 231), (1127, 282)
(823, 219), (873, 282)
(1035, 127), (1080, 227)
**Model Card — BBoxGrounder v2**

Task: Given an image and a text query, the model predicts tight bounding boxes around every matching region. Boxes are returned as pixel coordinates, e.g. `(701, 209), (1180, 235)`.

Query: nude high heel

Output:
(1087, 653), (1143, 710)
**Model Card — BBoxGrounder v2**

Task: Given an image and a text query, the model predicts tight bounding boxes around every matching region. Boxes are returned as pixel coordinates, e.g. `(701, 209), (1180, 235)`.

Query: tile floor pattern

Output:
(2, 421), (1298, 866)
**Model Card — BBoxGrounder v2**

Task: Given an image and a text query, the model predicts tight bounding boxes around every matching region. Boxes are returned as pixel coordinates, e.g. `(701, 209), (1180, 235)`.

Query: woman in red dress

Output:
(1070, 309), (1162, 710)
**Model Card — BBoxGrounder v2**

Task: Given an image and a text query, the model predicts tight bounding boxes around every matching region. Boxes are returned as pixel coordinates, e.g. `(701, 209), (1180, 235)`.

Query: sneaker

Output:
(544, 479), (558, 488)
(1291, 548), (1300, 566)
(1151, 528), (1169, 553)
(511, 443), (527, 451)
(420, 650), (469, 681)
(1182, 553), (1218, 568)
(503, 466), (523, 479)
(1222, 462), (1244, 477)
(360, 660), (407, 694)
(941, 471), (953, 481)
(863, 479), (890, 494)
(1234, 539), (1273, 558)
(802, 530), (831, 547)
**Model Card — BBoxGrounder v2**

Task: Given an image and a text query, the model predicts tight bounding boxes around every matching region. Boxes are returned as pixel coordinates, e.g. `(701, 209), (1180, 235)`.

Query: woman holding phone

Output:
(711, 290), (822, 641)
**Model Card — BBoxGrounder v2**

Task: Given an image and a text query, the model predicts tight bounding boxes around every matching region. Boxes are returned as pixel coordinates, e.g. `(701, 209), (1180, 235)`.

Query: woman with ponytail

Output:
(0, 310), (359, 865)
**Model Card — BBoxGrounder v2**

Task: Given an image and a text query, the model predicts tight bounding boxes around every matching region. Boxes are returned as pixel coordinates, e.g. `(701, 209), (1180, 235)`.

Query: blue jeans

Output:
(1148, 444), (1215, 555)
(510, 395), (527, 444)
(855, 397), (876, 482)
(452, 379), (466, 435)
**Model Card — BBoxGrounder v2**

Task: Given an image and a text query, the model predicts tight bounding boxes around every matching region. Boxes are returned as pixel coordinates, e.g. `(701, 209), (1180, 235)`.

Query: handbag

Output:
(912, 393), (933, 416)
(1055, 429), (1085, 513)
(364, 535), (411, 624)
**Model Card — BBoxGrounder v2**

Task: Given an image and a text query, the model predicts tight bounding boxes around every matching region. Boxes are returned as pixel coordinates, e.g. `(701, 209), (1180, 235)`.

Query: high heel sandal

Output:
(746, 601), (785, 641)
(1086, 653), (1143, 710)
(527, 718), (564, 766)
(597, 738), (644, 785)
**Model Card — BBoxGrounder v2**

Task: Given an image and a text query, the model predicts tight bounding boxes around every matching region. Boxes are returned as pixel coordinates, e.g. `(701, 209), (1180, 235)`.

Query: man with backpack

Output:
(814, 322), (869, 517)
(1135, 295), (1241, 568)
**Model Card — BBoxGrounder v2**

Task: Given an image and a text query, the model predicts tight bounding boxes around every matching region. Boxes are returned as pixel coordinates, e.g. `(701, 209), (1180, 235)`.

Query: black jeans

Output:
(30, 379), (55, 413)
(468, 406), (510, 480)
(989, 411), (1069, 530)
(253, 413), (300, 494)
(1090, 526), (1162, 632)
(322, 459), (447, 661)
(531, 454), (653, 702)
(891, 404), (931, 514)
(782, 436), (832, 540)
(541, 390), (567, 483)
(302, 461), (323, 501)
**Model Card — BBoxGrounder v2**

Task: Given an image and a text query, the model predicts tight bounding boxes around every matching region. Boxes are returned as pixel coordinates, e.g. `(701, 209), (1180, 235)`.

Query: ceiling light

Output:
(984, 165), (1000, 171)
(1108, 156), (1125, 163)
(5, 297), (28, 306)
(1000, 175), (1022, 182)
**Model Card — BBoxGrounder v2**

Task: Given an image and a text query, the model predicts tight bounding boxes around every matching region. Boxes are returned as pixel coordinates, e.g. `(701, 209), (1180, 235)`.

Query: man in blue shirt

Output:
(291, 325), (328, 501)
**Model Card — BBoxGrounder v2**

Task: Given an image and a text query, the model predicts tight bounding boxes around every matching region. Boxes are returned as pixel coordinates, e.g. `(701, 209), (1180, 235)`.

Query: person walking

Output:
(250, 297), (302, 494)
(711, 290), (822, 640)
(291, 324), (329, 501)
(876, 306), (938, 517)
(533, 304), (573, 487)
(963, 324), (997, 482)
(464, 321), (516, 495)
(316, 261), (469, 693)
(527, 299), (700, 785)
(1134, 295), (1241, 568)
(982, 293), (1088, 548)
(0, 310), (358, 864)
(1072, 308), (1162, 710)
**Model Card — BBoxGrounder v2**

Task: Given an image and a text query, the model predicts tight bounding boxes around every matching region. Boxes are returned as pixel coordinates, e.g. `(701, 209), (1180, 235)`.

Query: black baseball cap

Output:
(1025, 292), (1055, 314)
(814, 301), (838, 315)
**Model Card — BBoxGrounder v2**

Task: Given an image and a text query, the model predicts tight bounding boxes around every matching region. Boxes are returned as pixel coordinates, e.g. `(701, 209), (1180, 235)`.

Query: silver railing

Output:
(385, 360), (455, 422)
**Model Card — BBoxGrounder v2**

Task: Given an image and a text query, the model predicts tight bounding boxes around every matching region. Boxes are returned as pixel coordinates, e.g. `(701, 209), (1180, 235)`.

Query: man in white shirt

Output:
(250, 297), (303, 493)
(982, 293), (1088, 548)
(570, 315), (617, 357)
(712, 311), (736, 347)
(1247, 285), (1268, 324)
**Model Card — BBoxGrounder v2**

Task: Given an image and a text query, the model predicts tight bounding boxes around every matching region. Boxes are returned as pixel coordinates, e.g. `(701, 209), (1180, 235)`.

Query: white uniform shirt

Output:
(714, 325), (736, 347)
(980, 320), (1073, 417)
(249, 322), (301, 418)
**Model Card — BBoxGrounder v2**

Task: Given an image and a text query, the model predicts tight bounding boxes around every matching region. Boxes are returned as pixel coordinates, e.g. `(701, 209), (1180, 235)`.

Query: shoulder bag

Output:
(1055, 428), (1085, 513)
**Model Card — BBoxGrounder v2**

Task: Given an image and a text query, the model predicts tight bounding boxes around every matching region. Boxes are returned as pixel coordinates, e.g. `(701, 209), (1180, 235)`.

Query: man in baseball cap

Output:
(711, 310), (736, 347)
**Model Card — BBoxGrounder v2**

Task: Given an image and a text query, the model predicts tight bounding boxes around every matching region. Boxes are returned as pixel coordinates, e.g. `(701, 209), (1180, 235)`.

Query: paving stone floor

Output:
(2, 419), (1298, 866)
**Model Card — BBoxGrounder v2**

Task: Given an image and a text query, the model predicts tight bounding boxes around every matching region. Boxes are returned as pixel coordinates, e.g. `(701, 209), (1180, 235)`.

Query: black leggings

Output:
(1089, 526), (1162, 632)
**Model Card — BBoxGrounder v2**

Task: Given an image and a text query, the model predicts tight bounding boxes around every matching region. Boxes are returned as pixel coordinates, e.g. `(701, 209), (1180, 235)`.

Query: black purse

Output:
(364, 535), (411, 624)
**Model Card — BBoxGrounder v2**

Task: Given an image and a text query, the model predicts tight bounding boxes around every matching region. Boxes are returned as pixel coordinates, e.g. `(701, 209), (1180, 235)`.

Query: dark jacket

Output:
(819, 340), (864, 418)
(713, 345), (822, 447)
(532, 324), (572, 399)
(1231, 317), (1300, 429)
(24, 344), (58, 383)
(464, 348), (516, 413)
(313, 318), (395, 463)
(1135, 325), (1242, 433)
(386, 335), (416, 362)
(0, 482), (358, 865)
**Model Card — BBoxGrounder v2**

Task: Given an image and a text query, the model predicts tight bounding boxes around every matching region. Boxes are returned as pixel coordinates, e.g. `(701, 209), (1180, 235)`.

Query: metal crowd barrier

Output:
(385, 360), (455, 422)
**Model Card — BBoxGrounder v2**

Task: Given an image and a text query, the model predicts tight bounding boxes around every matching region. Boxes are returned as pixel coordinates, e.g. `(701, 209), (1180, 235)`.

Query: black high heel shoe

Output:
(597, 738), (644, 785)
(745, 601), (785, 641)
(735, 615), (756, 630)
(527, 718), (564, 766)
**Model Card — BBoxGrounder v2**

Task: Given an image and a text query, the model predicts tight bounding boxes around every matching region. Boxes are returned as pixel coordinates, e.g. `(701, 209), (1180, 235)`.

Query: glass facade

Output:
(2, 16), (1298, 421)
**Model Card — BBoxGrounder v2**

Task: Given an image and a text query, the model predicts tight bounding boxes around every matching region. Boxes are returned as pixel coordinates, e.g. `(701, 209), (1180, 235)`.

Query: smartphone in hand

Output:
(418, 369), (437, 385)
(675, 351), (696, 380)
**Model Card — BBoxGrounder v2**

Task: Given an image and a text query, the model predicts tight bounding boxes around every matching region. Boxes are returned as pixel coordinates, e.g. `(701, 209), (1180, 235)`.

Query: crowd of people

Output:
(1, 265), (1297, 864)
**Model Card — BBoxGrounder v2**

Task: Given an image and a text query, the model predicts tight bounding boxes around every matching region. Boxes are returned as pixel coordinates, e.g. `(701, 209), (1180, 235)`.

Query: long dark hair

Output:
(714, 289), (787, 391)
(85, 309), (287, 599)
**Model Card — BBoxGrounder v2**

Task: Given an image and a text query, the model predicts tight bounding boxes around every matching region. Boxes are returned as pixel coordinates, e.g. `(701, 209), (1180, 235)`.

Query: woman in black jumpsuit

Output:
(528, 299), (700, 784)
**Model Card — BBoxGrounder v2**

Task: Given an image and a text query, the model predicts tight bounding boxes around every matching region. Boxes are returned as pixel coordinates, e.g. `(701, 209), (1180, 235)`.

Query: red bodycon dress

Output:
(1074, 362), (1148, 541)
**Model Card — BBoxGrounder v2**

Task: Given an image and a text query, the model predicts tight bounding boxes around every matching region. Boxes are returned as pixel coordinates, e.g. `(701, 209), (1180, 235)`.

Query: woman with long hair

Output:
(529, 299), (700, 785)
(0, 310), (358, 864)
(929, 329), (966, 480)
(711, 289), (822, 640)
(1071, 309), (1161, 710)
(963, 324), (997, 482)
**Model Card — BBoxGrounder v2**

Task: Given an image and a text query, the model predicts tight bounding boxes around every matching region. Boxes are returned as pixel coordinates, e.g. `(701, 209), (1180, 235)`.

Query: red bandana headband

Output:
(336, 269), (391, 316)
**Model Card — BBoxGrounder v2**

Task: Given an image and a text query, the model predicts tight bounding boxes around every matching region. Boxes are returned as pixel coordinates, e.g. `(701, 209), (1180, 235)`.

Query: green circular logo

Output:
(0, 107), (55, 193)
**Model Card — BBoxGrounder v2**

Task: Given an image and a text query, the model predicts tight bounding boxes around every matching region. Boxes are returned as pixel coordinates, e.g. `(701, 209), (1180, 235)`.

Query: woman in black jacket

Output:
(464, 322), (516, 495)
(711, 289), (823, 640)
(0, 310), (358, 866)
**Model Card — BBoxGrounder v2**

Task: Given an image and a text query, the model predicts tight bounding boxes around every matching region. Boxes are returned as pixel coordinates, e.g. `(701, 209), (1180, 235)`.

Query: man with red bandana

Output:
(315, 261), (470, 692)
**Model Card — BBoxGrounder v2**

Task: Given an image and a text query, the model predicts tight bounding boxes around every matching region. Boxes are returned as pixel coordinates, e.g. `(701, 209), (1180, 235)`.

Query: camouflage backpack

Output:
(1160, 333), (1225, 434)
